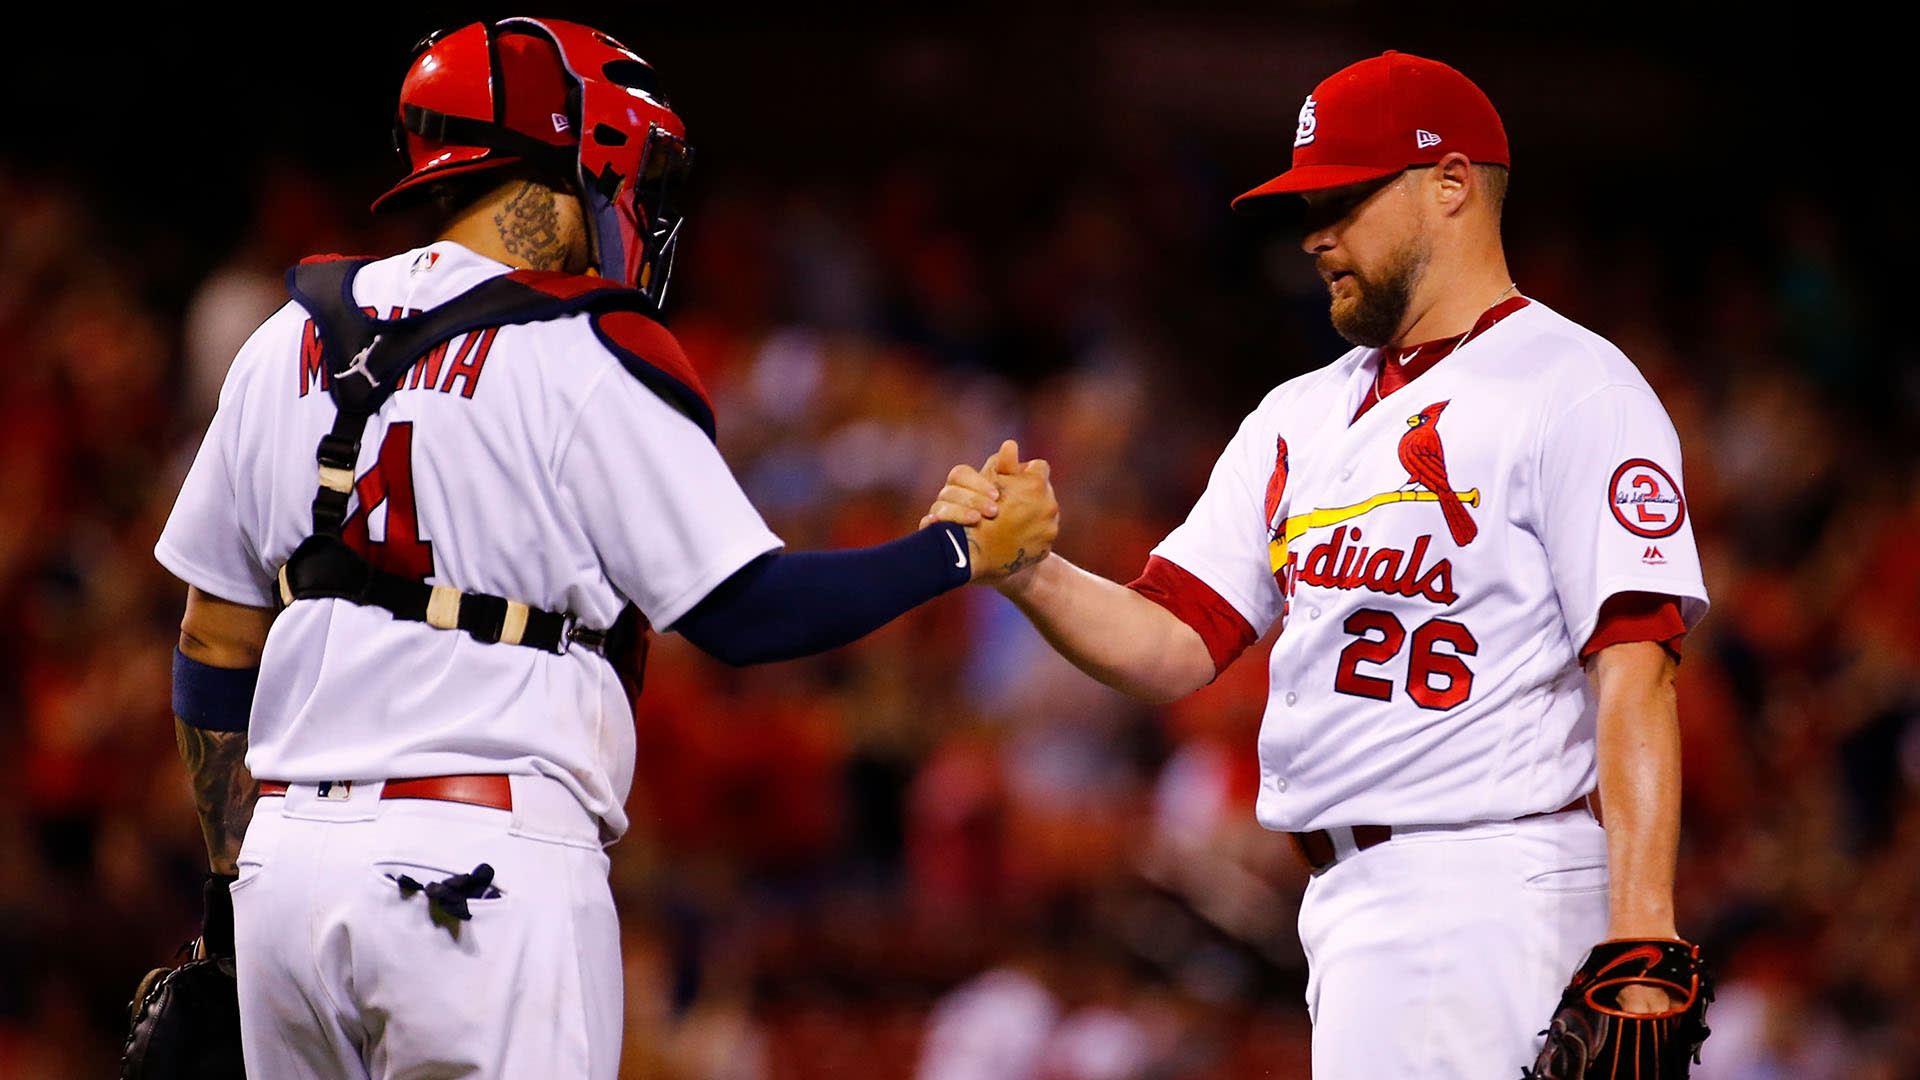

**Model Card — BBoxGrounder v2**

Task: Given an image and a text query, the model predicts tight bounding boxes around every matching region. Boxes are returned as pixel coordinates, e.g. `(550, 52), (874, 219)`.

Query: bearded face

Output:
(1325, 230), (1431, 348)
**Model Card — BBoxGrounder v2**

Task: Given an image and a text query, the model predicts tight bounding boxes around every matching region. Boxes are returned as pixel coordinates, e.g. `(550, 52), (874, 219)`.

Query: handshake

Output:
(923, 439), (1060, 587)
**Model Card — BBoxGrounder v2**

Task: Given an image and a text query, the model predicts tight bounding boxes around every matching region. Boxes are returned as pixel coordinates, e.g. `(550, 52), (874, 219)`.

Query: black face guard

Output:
(582, 123), (692, 306)
(629, 126), (693, 305)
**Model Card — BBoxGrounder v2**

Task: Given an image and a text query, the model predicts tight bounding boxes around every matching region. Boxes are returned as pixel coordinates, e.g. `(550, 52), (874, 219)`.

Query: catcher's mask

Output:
(372, 18), (693, 308)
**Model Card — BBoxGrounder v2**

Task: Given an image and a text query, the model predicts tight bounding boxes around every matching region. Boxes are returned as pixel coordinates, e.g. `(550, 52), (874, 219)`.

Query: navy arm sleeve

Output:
(671, 523), (972, 666)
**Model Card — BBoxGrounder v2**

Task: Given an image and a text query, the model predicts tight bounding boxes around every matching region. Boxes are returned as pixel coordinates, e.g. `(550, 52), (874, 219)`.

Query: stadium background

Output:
(1, 4), (1913, 1076)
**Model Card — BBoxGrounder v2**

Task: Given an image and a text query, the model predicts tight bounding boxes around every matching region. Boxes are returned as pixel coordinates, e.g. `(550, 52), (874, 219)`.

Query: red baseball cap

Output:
(1232, 50), (1508, 211)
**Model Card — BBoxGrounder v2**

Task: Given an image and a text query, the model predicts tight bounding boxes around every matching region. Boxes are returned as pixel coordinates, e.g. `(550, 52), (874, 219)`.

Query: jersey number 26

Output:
(1334, 608), (1479, 710)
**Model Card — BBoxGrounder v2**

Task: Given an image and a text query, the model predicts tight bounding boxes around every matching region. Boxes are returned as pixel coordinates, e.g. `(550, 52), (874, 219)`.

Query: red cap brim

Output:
(1230, 162), (1403, 212)
(369, 151), (526, 213)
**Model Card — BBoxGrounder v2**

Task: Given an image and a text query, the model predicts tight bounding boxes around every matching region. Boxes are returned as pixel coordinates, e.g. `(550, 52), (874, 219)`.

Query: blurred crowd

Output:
(2, 83), (1917, 1078)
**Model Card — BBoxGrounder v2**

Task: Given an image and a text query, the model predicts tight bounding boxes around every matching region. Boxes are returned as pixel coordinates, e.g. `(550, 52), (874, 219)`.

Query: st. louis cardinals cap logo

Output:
(1294, 96), (1319, 147)
(1609, 459), (1685, 538)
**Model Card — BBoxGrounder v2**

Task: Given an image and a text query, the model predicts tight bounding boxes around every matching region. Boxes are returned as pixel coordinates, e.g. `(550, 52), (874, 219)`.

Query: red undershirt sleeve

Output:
(1127, 555), (1260, 678)
(1580, 591), (1687, 661)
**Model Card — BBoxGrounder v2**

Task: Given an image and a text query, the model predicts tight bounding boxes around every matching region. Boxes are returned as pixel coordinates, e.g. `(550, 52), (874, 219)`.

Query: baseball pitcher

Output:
(927, 51), (1712, 1080)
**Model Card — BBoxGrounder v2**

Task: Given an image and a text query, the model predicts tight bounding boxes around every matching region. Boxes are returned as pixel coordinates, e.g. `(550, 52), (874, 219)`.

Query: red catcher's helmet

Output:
(372, 18), (693, 308)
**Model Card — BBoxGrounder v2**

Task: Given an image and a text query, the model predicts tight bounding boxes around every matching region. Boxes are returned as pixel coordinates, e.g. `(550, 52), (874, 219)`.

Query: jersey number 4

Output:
(1334, 608), (1479, 710)
(341, 422), (436, 580)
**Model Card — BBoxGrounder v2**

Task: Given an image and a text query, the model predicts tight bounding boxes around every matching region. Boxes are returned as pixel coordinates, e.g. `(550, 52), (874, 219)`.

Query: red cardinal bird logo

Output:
(1398, 401), (1477, 546)
(1264, 435), (1290, 536)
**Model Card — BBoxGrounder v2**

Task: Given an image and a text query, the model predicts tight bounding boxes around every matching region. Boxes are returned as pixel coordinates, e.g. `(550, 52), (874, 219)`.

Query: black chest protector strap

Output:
(276, 257), (661, 656)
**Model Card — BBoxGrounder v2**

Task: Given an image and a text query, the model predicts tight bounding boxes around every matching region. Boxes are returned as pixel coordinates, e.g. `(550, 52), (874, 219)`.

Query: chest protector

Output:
(278, 255), (713, 673)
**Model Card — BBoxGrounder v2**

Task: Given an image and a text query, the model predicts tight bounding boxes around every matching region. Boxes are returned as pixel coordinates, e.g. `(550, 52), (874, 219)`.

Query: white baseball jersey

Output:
(1152, 298), (1708, 833)
(156, 241), (783, 839)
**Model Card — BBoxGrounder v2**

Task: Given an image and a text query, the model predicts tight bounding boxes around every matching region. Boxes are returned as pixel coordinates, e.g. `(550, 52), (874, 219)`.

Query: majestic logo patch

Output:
(1294, 96), (1319, 147)
(1610, 459), (1686, 539)
(1415, 129), (1442, 149)
(410, 250), (440, 275)
(1642, 545), (1666, 565)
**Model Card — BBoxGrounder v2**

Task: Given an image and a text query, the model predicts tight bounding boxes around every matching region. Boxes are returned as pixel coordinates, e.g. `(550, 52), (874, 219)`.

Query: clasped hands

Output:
(922, 439), (1059, 586)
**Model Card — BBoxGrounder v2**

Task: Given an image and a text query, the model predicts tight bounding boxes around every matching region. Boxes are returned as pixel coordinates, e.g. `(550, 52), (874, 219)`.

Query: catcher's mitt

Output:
(122, 873), (246, 1080)
(1523, 938), (1712, 1079)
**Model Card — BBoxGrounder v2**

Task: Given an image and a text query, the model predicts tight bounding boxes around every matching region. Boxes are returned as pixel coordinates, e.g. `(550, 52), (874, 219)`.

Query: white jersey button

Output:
(1308, 606), (1321, 619)
(1285, 691), (1298, 706)
(1274, 777), (1289, 792)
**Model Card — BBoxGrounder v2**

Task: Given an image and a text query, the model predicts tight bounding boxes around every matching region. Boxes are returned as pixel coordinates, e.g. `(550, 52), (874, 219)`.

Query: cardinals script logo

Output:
(1265, 400), (1480, 607)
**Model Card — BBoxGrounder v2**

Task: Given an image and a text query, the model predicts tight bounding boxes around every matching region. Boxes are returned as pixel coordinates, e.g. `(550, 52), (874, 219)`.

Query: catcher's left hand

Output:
(1523, 938), (1712, 1080)
(122, 873), (247, 1079)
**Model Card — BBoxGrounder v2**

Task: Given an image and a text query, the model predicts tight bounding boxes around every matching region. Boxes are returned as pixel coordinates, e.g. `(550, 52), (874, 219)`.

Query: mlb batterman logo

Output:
(1294, 96), (1319, 147)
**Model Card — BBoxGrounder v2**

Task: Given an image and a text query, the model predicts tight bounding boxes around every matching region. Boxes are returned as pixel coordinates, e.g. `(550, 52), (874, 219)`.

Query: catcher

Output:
(129, 15), (1058, 1078)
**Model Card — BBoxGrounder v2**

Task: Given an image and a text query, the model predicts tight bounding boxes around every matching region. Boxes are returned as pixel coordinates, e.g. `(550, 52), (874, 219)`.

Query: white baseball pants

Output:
(230, 775), (622, 1079)
(1297, 808), (1610, 1079)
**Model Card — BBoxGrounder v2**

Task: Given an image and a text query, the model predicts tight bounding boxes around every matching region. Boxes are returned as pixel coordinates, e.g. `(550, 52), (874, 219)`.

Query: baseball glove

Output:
(1523, 938), (1713, 1080)
(122, 873), (246, 1080)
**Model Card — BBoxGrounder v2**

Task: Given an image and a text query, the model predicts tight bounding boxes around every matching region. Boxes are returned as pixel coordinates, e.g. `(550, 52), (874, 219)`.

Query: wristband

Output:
(172, 648), (259, 732)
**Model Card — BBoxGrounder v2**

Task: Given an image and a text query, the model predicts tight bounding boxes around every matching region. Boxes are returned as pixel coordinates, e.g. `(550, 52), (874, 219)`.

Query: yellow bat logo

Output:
(1270, 488), (1480, 573)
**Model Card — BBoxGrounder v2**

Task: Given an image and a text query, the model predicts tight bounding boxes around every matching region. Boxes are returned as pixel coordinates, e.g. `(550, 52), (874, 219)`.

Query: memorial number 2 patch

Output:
(1609, 458), (1685, 539)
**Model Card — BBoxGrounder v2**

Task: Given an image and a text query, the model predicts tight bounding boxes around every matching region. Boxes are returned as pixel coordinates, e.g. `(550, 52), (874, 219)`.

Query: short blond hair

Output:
(1475, 164), (1509, 220)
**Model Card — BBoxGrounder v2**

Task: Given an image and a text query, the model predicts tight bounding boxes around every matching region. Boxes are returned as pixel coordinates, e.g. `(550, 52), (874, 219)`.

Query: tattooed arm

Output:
(176, 587), (275, 875)
(176, 723), (255, 876)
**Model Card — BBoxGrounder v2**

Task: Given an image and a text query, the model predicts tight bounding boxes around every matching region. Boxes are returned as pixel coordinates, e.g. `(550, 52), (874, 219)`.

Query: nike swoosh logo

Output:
(1596, 946), (1667, 978)
(945, 529), (968, 568)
